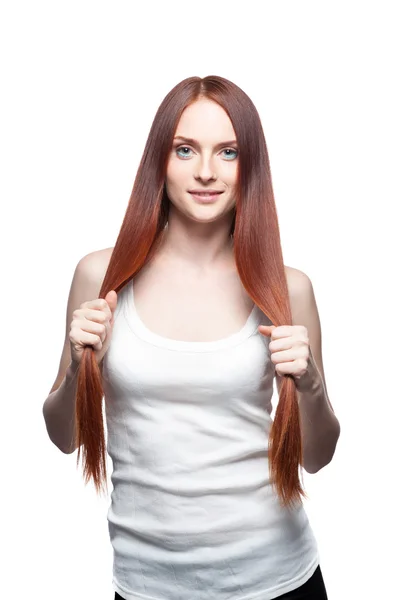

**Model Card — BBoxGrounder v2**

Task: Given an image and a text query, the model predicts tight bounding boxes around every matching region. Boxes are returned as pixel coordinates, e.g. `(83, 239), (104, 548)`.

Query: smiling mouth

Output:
(189, 191), (223, 198)
(189, 192), (223, 204)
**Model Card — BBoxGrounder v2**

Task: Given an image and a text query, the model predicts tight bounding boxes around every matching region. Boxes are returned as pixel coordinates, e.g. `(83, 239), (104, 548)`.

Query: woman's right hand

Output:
(69, 290), (118, 365)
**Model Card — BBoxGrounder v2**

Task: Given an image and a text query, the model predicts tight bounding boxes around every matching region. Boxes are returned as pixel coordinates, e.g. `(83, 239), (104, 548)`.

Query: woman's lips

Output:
(189, 191), (223, 203)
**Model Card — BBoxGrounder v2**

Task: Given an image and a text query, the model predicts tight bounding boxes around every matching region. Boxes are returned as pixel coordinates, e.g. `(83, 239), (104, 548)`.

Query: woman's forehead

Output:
(176, 99), (235, 141)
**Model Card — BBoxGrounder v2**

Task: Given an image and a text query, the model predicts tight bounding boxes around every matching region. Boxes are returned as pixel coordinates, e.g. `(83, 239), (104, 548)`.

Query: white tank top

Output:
(102, 278), (320, 600)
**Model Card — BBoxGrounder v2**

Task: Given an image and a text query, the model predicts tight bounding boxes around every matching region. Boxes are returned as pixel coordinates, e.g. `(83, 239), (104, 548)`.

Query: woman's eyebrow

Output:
(173, 136), (238, 148)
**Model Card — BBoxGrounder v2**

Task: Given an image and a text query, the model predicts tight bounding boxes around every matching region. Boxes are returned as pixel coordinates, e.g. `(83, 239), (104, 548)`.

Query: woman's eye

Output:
(222, 148), (238, 160)
(175, 146), (238, 160)
(176, 146), (193, 158)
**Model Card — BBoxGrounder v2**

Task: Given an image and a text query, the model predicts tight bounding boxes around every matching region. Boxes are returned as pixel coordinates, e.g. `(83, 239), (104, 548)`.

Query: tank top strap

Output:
(114, 278), (133, 322)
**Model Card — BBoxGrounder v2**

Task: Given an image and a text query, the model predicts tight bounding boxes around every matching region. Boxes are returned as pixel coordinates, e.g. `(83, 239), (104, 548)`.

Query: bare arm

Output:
(284, 267), (340, 473)
(42, 248), (111, 454)
(42, 360), (81, 454)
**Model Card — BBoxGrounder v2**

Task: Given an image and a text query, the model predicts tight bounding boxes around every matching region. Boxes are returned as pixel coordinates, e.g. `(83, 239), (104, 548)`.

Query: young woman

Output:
(43, 75), (340, 599)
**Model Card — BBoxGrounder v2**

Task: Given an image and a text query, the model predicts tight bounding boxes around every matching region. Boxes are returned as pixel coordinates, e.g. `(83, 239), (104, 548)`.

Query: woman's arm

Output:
(281, 267), (341, 474)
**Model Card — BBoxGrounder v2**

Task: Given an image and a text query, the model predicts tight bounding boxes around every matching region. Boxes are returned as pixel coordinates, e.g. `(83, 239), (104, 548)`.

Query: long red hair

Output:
(74, 75), (308, 510)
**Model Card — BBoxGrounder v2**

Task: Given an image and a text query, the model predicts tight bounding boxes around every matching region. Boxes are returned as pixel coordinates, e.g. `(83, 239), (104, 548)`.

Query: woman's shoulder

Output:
(78, 246), (115, 286)
(283, 265), (314, 315)
(284, 265), (311, 293)
(80, 247), (114, 276)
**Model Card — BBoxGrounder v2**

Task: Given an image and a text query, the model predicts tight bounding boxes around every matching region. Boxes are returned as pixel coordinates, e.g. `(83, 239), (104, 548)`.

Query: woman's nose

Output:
(195, 159), (216, 180)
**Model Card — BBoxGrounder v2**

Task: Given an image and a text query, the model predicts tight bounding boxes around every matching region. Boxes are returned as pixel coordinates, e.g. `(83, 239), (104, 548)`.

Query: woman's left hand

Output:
(258, 324), (310, 380)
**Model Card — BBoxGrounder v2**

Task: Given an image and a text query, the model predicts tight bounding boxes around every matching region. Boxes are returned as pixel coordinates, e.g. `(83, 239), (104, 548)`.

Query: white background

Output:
(1, 1), (398, 598)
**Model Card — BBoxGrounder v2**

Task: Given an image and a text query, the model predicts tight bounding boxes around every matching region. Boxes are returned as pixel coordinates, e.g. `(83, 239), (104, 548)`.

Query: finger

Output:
(258, 325), (276, 337)
(83, 309), (108, 324)
(259, 325), (292, 339)
(269, 337), (293, 352)
(270, 349), (296, 364)
(106, 290), (118, 315)
(275, 361), (296, 375)
(79, 320), (107, 341)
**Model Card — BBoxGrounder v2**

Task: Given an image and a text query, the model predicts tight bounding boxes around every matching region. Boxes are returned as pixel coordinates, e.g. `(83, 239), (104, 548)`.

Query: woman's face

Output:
(165, 98), (238, 225)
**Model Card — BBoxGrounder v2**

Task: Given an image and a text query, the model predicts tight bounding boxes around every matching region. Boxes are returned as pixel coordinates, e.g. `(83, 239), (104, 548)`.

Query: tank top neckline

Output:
(123, 278), (261, 353)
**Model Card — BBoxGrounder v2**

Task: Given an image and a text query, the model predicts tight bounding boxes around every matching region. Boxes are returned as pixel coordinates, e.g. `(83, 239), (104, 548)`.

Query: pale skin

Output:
(262, 271), (341, 474)
(48, 97), (340, 471)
